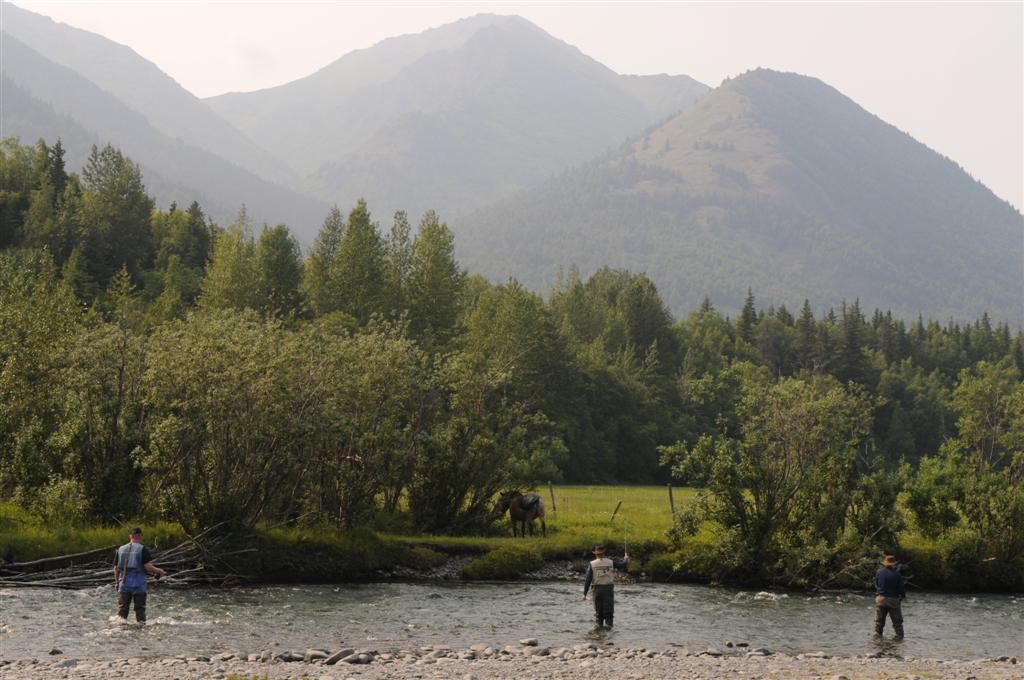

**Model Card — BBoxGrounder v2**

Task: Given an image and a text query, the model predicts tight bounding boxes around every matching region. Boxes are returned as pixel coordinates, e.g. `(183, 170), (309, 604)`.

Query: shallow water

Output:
(0, 582), (1021, 660)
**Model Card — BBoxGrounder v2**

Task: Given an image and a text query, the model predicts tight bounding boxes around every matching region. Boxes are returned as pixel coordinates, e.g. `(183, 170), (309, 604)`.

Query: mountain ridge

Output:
(455, 68), (1023, 324)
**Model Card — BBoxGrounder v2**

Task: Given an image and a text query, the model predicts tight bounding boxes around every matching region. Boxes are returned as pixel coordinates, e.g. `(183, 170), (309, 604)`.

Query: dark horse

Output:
(497, 490), (546, 537)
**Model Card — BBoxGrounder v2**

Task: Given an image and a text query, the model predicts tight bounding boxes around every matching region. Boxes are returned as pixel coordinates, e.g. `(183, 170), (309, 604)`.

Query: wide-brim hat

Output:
(592, 545), (605, 555)
(880, 555), (898, 567)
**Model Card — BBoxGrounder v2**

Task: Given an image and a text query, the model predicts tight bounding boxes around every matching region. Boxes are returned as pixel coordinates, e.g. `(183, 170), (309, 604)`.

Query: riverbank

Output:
(4, 487), (1021, 592)
(6, 644), (1020, 680)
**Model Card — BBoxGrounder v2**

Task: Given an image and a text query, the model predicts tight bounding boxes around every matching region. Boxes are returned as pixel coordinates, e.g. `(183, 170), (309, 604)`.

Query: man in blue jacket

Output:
(582, 545), (629, 628)
(874, 554), (906, 637)
(113, 528), (166, 624)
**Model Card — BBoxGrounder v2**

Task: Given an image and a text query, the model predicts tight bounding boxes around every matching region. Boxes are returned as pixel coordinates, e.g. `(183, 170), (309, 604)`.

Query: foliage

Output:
(462, 546), (544, 580)
(1, 138), (1023, 592)
(660, 375), (882, 584)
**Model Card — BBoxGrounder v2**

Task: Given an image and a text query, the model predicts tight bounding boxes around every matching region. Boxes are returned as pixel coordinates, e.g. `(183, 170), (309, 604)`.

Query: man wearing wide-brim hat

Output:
(874, 554), (906, 637)
(582, 545), (629, 628)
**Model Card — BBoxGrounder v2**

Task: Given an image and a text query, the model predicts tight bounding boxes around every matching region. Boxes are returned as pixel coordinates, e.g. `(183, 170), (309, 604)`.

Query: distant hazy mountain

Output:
(457, 69), (1024, 324)
(1, 2), (292, 186)
(207, 14), (709, 219)
(1, 26), (327, 231)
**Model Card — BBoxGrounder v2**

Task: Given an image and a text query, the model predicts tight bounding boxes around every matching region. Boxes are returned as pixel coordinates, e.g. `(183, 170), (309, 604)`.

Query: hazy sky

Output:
(9, 1), (1024, 209)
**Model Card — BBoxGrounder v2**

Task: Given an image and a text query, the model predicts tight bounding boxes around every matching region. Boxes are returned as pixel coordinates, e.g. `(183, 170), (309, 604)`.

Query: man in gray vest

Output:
(113, 527), (166, 624)
(582, 545), (629, 628)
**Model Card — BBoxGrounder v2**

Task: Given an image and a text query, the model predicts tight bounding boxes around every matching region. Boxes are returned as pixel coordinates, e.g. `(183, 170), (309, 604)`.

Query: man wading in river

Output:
(113, 528), (166, 624)
(874, 554), (906, 638)
(582, 545), (629, 628)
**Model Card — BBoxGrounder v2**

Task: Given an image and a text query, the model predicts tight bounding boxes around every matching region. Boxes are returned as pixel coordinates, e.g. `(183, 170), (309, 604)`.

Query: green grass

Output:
(0, 502), (185, 564)
(386, 485), (695, 561)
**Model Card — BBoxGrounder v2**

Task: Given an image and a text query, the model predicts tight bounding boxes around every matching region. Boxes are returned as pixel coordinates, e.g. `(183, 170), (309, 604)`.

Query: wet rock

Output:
(48, 649), (62, 656)
(216, 653), (235, 661)
(324, 648), (355, 665)
(55, 659), (77, 669)
(305, 648), (329, 662)
(275, 650), (303, 662)
(726, 641), (734, 647)
(520, 638), (538, 646)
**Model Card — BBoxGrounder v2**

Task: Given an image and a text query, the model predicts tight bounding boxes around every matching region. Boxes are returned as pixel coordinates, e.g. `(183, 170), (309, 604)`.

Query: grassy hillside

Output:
(457, 69), (1024, 324)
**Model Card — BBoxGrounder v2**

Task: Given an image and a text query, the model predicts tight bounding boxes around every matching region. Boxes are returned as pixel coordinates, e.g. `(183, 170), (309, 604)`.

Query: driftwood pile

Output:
(0, 525), (254, 589)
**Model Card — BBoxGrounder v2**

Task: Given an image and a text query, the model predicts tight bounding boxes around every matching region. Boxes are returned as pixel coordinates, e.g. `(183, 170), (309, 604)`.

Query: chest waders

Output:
(116, 543), (148, 623)
(590, 558), (615, 627)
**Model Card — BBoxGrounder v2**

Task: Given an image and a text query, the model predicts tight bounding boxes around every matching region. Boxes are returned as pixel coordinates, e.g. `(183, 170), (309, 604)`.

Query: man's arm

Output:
(113, 563), (120, 589)
(582, 564), (593, 599)
(613, 554), (631, 571)
(143, 561), (167, 578)
(898, 571), (907, 600)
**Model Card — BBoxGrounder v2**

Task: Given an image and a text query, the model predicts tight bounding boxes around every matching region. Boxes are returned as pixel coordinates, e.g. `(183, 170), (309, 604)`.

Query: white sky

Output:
(8, 1), (1024, 209)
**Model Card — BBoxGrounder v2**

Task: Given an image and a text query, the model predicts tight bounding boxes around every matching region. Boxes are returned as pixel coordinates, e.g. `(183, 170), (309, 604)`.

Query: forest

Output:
(1, 138), (1022, 588)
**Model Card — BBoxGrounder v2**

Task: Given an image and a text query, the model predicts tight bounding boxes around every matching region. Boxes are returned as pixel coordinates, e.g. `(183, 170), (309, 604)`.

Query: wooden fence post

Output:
(548, 481), (557, 515)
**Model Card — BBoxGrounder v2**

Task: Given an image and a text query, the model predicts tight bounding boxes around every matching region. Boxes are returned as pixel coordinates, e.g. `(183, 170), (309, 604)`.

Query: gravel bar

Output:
(4, 642), (1020, 679)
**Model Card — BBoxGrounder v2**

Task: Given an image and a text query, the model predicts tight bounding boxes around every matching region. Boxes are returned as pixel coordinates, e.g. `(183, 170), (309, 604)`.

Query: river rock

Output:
(524, 646), (550, 657)
(275, 650), (303, 662)
(324, 648), (355, 665)
(470, 643), (489, 653)
(48, 649), (62, 656)
(55, 659), (77, 668)
(305, 648), (329, 662)
(700, 648), (723, 657)
(520, 638), (538, 646)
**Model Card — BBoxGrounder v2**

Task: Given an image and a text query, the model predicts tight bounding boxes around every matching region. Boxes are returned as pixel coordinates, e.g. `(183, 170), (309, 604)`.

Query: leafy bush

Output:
(400, 546), (448, 571)
(462, 546), (543, 580)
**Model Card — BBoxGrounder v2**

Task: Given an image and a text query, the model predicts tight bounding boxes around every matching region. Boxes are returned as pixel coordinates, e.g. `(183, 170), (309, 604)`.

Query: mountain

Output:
(0, 13), (327, 231)
(456, 69), (1024, 324)
(1, 2), (292, 186)
(207, 14), (709, 219)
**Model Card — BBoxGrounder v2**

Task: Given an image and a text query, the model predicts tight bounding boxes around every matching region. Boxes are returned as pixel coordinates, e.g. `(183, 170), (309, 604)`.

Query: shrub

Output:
(462, 546), (543, 580)
(400, 546), (448, 571)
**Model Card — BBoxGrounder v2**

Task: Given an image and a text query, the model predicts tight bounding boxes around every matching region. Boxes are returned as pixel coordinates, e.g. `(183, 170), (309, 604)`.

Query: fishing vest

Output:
(590, 557), (615, 586)
(117, 542), (144, 573)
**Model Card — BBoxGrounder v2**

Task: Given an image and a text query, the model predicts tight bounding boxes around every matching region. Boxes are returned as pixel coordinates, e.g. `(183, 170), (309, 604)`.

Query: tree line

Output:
(1, 138), (1021, 585)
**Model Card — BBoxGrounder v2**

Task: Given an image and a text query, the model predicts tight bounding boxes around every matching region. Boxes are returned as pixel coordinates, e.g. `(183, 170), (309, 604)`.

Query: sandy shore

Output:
(3, 642), (1020, 680)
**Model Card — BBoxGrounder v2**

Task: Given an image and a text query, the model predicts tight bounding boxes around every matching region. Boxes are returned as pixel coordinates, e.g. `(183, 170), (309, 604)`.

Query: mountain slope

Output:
(1, 33), (328, 232)
(1, 2), (293, 186)
(456, 69), (1024, 324)
(207, 14), (709, 219)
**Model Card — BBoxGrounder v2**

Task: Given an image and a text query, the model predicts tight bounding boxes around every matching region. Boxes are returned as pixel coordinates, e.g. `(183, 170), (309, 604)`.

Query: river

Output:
(1, 582), (1021, 660)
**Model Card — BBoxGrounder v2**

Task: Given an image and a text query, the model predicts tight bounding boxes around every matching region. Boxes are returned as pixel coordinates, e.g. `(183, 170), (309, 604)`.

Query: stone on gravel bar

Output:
(305, 648), (329, 662)
(48, 649), (62, 656)
(520, 638), (538, 646)
(324, 648), (355, 665)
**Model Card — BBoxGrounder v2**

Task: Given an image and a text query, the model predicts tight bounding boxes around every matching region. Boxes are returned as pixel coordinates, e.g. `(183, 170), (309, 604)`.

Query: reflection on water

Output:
(0, 582), (1021, 660)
